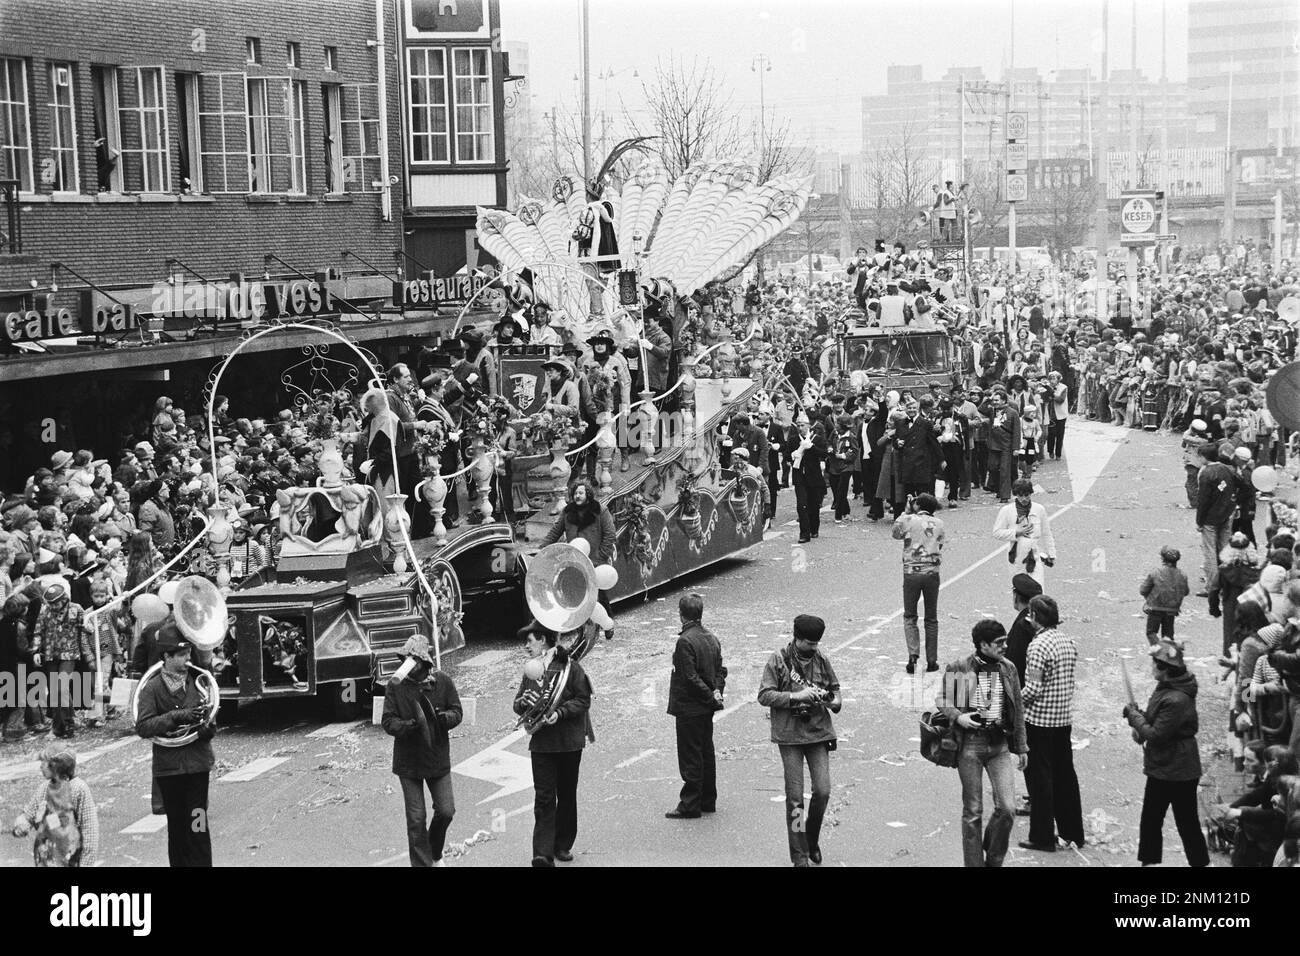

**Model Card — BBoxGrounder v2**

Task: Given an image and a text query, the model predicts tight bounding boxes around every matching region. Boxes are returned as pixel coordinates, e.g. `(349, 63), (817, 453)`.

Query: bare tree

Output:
(857, 122), (937, 248)
(630, 55), (742, 179)
(1032, 171), (1098, 265)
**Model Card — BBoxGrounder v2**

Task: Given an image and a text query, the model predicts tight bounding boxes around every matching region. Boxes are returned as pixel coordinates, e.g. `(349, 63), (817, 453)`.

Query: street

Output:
(0, 420), (1253, 867)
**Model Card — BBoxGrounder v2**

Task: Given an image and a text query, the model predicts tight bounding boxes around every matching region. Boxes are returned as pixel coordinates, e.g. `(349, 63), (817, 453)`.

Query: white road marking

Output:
(306, 721), (363, 739)
(0, 735), (140, 783)
(120, 814), (168, 835)
(370, 851), (409, 867)
(452, 728), (534, 804)
(615, 749), (657, 769)
(219, 756), (290, 782)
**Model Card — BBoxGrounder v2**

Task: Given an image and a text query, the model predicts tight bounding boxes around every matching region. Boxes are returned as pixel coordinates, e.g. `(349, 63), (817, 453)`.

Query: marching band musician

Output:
(134, 623), (215, 867)
(514, 620), (594, 867)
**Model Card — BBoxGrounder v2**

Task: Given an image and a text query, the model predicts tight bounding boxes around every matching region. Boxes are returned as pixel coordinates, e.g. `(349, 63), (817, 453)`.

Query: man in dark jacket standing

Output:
(1002, 573), (1043, 686)
(1195, 442), (1238, 597)
(788, 412), (828, 544)
(984, 390), (1021, 503)
(1123, 640), (1210, 867)
(135, 626), (215, 867)
(515, 621), (594, 866)
(938, 619), (1028, 867)
(665, 594), (726, 819)
(381, 635), (463, 867)
(896, 395), (943, 499)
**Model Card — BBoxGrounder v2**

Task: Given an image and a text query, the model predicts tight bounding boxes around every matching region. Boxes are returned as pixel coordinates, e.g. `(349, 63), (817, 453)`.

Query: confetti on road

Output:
(886, 821), (907, 828)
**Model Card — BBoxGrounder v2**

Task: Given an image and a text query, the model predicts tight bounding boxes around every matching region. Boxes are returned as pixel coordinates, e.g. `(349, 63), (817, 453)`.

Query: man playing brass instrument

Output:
(514, 620), (594, 867)
(135, 623), (215, 867)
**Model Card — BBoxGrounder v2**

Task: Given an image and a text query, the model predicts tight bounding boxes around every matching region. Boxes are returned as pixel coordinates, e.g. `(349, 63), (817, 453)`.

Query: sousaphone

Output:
(524, 544), (598, 634)
(132, 575), (226, 747)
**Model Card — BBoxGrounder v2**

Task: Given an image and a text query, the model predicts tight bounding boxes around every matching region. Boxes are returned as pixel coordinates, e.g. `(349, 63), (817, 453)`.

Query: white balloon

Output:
(593, 564), (619, 590)
(589, 604), (613, 630)
(1253, 465), (1279, 493)
(569, 537), (591, 556)
(158, 580), (179, 606)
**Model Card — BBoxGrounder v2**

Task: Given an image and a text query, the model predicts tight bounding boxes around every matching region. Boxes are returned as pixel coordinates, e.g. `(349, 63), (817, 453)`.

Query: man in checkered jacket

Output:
(1017, 595), (1085, 852)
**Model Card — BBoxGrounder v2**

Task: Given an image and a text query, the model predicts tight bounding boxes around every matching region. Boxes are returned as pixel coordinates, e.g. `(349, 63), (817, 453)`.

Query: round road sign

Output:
(1121, 197), (1156, 234)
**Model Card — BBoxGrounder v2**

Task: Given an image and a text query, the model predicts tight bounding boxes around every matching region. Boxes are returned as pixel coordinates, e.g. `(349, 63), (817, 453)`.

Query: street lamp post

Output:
(752, 54), (771, 145)
(1223, 57), (1241, 244)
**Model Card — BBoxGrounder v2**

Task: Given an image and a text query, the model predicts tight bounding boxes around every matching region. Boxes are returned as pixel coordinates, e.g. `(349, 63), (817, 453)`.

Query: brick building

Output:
(0, 0), (509, 487)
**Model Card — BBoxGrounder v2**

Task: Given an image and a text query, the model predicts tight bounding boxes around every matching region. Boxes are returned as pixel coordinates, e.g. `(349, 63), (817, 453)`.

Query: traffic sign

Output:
(1152, 233), (1178, 243)
(1006, 112), (1028, 140)
(1005, 173), (1028, 203)
(1005, 142), (1028, 171)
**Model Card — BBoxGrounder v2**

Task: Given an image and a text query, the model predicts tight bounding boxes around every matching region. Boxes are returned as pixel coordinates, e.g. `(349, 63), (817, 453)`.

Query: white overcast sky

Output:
(502, 0), (1196, 151)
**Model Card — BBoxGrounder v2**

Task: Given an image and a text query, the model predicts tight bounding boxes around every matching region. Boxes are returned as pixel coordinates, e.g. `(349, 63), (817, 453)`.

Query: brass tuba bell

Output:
(525, 544), (599, 634)
(173, 575), (229, 651)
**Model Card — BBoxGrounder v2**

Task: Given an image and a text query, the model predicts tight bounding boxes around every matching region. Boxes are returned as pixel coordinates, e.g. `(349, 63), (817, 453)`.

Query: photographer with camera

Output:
(757, 614), (841, 866)
(936, 619), (1028, 867)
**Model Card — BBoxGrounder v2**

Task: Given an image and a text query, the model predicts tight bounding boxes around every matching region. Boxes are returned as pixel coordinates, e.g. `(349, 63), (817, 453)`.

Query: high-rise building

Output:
(1187, 0), (1299, 150)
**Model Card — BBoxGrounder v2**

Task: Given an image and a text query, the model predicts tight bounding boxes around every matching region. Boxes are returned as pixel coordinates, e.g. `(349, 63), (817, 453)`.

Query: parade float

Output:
(474, 154), (814, 602)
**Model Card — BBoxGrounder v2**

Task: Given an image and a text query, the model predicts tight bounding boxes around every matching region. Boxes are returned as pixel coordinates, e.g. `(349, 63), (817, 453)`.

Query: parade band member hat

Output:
(793, 614), (826, 643)
(1011, 573), (1043, 599)
(154, 621), (191, 655)
(1149, 639), (1186, 671)
(586, 327), (616, 347)
(400, 634), (435, 666)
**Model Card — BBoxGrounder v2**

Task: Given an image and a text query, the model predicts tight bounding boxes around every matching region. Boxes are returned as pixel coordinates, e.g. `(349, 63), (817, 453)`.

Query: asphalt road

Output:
(0, 419), (1265, 867)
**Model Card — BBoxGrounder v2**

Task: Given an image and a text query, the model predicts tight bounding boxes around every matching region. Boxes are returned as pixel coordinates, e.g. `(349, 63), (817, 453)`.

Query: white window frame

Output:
(451, 46), (493, 164)
(407, 47), (449, 166)
(91, 65), (123, 192)
(47, 61), (80, 193)
(323, 46), (338, 73)
(341, 82), (380, 193)
(322, 82), (343, 192)
(246, 75), (301, 194)
(286, 42), (300, 70)
(246, 37), (262, 65)
(1, 57), (35, 192)
(286, 77), (307, 194)
(176, 72), (203, 193)
(198, 71), (248, 193)
(117, 66), (171, 193)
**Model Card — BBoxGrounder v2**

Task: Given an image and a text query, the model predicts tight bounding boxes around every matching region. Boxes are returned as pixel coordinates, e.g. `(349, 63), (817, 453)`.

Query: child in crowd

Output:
(10, 745), (98, 867)
(1139, 545), (1190, 644)
(1018, 406), (1042, 479)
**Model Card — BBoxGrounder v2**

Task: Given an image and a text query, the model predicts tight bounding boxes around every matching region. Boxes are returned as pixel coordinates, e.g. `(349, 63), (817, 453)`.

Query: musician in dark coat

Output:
(895, 395), (943, 498)
(665, 594), (727, 818)
(514, 621), (594, 866)
(382, 635), (463, 867)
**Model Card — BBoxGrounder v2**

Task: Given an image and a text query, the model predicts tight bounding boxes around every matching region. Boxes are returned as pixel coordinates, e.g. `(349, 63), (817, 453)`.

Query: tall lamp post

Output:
(1222, 57), (1241, 244)
(752, 53), (772, 278)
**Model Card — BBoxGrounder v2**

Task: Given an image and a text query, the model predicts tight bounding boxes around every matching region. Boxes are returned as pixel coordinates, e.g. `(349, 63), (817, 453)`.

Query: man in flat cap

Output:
(758, 615), (842, 866)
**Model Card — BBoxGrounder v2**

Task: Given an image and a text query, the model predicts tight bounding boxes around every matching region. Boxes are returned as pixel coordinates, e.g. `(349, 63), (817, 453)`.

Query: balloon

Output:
(1252, 465), (1279, 494)
(569, 538), (591, 557)
(588, 605), (613, 630)
(131, 593), (168, 625)
(158, 580), (179, 606)
(593, 564), (619, 590)
(523, 658), (546, 681)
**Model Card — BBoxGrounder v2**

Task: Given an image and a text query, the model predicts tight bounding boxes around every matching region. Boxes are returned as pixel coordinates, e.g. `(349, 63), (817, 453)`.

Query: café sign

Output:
(3, 295), (136, 344)
(393, 272), (488, 309)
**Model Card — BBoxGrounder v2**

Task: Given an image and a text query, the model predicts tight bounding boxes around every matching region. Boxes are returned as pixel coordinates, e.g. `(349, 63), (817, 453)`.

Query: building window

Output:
(199, 71), (248, 193)
(246, 76), (304, 194)
(0, 57), (33, 192)
(286, 42), (300, 70)
(90, 65), (122, 192)
(286, 78), (307, 193)
(323, 46), (338, 72)
(452, 47), (493, 163)
(175, 72), (202, 193)
(341, 83), (380, 192)
(246, 38), (262, 65)
(322, 83), (342, 192)
(117, 66), (170, 192)
(408, 47), (448, 164)
(47, 62), (79, 192)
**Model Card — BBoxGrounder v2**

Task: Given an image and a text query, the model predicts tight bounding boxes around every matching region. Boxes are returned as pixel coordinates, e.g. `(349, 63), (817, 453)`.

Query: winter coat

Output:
(758, 643), (840, 746)
(382, 670), (463, 779)
(1196, 462), (1238, 527)
(667, 621), (727, 719)
(512, 646), (593, 753)
(894, 415), (941, 485)
(936, 652), (1029, 755)
(134, 669), (216, 778)
(1140, 565), (1190, 614)
(541, 503), (617, 565)
(1125, 671), (1202, 782)
(826, 429), (861, 476)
